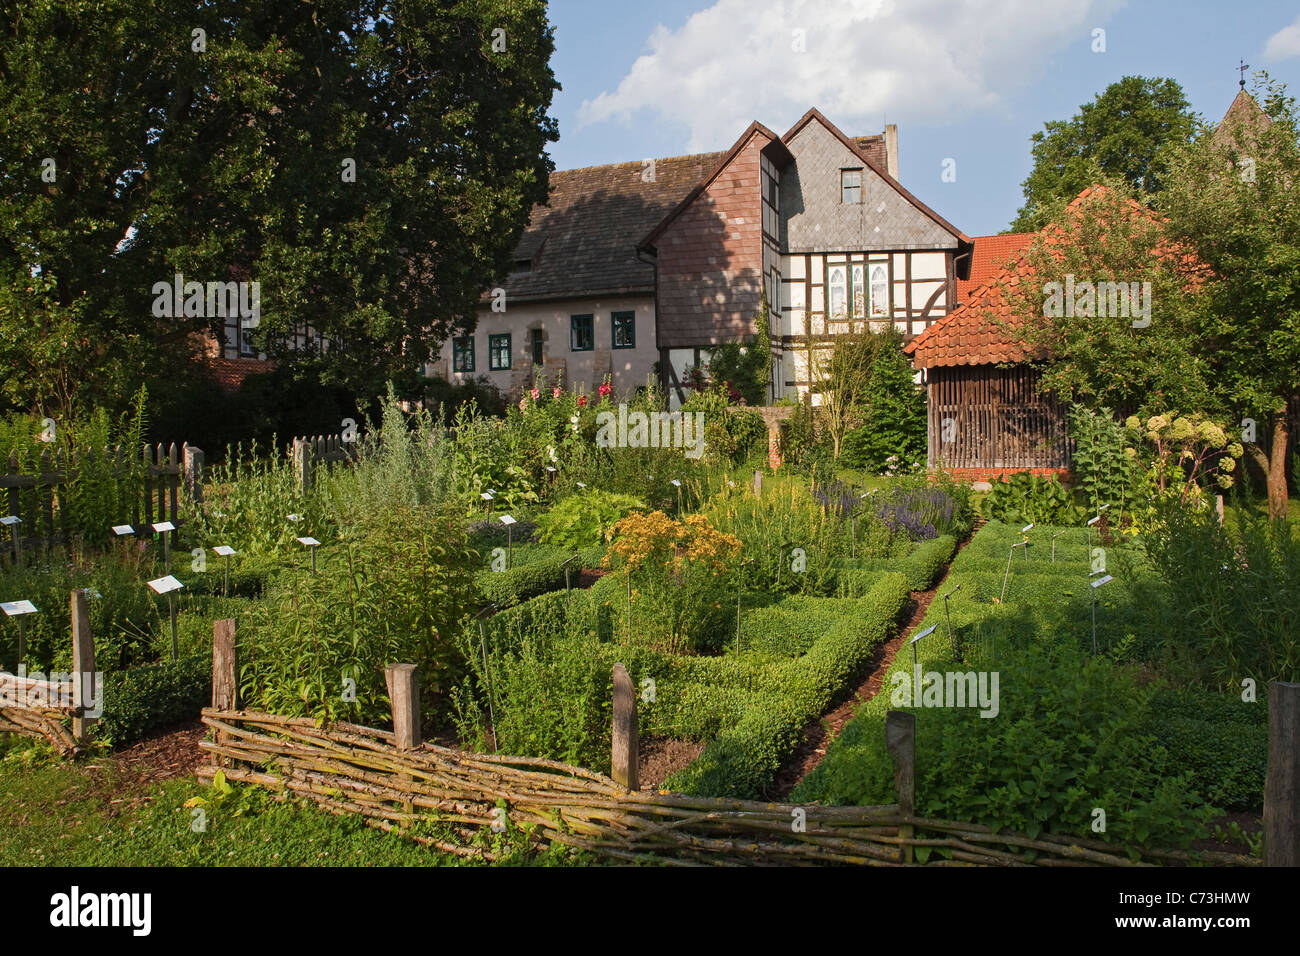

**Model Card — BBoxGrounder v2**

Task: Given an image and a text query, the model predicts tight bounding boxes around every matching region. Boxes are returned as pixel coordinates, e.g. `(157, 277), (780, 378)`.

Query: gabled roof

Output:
(488, 150), (724, 303)
(956, 233), (1036, 303)
(782, 107), (973, 247)
(637, 121), (786, 252)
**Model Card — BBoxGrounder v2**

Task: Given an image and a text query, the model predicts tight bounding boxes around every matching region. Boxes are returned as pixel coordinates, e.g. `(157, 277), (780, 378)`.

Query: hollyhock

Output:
(598, 381), (612, 398)
(577, 395), (588, 407)
(553, 386), (562, 398)
(530, 387), (540, 401)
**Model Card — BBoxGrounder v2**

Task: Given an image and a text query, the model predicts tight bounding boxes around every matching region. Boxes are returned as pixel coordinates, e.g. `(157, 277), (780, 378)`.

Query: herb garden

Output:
(0, 381), (1296, 866)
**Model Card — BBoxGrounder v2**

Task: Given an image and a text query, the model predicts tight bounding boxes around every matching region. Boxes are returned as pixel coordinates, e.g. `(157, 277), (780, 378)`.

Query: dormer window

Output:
(841, 168), (862, 204)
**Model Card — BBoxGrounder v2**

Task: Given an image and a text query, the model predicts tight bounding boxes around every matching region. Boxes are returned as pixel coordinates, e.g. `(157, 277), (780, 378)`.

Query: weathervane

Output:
(1239, 59), (1249, 89)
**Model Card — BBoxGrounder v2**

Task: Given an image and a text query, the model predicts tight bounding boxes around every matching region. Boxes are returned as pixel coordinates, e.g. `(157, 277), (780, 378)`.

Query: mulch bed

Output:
(638, 738), (705, 791)
(107, 719), (208, 789)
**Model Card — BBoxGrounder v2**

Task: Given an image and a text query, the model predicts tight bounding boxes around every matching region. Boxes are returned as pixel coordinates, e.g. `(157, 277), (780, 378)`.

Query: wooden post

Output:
(885, 710), (916, 864)
(211, 619), (238, 768)
(183, 445), (204, 504)
(753, 470), (763, 496)
(1215, 495), (1225, 524)
(1265, 680), (1300, 866)
(611, 662), (638, 791)
(385, 664), (421, 750)
(212, 619), (238, 710)
(70, 589), (96, 743)
(292, 438), (312, 494)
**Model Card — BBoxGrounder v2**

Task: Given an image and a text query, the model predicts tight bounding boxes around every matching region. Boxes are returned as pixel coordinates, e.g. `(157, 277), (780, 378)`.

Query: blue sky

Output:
(543, 0), (1300, 236)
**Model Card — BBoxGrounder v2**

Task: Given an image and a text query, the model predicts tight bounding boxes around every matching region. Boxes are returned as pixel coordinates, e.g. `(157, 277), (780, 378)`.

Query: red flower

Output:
(577, 395), (588, 407)
(553, 386), (563, 398)
(530, 387), (540, 401)
(598, 382), (612, 398)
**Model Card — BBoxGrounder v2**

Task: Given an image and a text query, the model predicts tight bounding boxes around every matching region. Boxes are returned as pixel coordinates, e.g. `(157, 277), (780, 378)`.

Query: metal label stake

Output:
(147, 575), (184, 660)
(2, 600), (37, 669)
(214, 545), (237, 597)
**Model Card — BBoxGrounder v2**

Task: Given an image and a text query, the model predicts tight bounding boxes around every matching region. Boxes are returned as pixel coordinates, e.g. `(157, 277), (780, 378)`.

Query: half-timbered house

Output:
(434, 109), (974, 405)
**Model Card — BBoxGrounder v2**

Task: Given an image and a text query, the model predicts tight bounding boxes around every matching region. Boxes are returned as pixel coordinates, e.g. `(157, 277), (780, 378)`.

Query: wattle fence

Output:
(195, 618), (1269, 867)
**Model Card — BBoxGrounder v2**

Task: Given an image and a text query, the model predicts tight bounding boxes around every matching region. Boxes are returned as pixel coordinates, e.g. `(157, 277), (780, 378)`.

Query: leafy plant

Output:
(534, 490), (645, 550)
(982, 472), (1081, 525)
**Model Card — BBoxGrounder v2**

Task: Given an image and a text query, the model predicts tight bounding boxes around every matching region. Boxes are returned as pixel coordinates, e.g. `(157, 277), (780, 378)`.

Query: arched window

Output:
(869, 264), (889, 317)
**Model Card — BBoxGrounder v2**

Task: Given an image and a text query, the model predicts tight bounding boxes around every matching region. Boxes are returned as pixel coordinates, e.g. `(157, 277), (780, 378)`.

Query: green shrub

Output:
(837, 535), (957, 592)
(795, 642), (1218, 851)
(533, 490), (645, 550)
(474, 558), (568, 609)
(1146, 687), (1267, 810)
(98, 653), (211, 745)
(982, 472), (1082, 526)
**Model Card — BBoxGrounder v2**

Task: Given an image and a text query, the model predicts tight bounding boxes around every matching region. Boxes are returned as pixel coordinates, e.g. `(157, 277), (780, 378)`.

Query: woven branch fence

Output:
(195, 621), (1264, 866)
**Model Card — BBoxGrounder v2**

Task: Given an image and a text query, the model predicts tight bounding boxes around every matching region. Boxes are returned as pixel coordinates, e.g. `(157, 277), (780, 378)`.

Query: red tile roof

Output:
(905, 185), (1209, 370)
(956, 233), (1035, 304)
(209, 357), (272, 393)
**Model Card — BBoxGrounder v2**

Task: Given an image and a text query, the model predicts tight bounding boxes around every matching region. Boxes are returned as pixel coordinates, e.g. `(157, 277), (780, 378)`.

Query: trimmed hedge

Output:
(665, 573), (910, 798)
(474, 558), (568, 609)
(837, 534), (957, 592)
(97, 653), (211, 745)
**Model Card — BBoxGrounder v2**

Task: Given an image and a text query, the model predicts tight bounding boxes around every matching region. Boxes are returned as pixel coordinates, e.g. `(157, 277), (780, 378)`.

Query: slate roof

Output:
(956, 234), (1035, 303)
(486, 151), (723, 303)
(490, 126), (893, 305)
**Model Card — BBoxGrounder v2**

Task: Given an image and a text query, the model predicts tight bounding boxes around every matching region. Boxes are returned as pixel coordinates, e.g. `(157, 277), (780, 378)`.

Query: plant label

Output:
(1021, 523), (1034, 533)
(287, 514), (303, 522)
(908, 624), (938, 646)
(499, 515), (517, 525)
(112, 524), (133, 535)
(0, 516), (20, 526)
(1, 600), (37, 616)
(670, 479), (682, 487)
(147, 575), (184, 594)
(152, 521), (176, 533)
(1090, 575), (1113, 589)
(1086, 515), (1101, 526)
(213, 546), (236, 557)
(576, 482), (587, 488)
(297, 537), (321, 547)
(480, 492), (494, 501)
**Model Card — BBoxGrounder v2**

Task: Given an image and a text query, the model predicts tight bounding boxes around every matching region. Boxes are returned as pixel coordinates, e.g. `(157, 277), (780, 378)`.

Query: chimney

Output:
(884, 124), (899, 180)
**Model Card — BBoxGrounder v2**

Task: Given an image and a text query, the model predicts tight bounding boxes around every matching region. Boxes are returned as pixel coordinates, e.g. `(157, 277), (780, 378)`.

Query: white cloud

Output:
(1264, 14), (1300, 60)
(578, 0), (1124, 152)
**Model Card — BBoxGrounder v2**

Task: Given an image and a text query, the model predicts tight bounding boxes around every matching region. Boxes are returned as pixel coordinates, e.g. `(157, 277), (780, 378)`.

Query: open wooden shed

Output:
(904, 263), (1071, 481)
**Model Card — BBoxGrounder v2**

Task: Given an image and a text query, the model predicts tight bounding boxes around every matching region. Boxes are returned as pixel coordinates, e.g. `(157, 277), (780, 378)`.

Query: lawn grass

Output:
(0, 737), (588, 867)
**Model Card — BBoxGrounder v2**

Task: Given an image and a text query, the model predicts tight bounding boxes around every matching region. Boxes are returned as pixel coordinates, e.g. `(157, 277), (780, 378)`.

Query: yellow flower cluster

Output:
(605, 510), (741, 575)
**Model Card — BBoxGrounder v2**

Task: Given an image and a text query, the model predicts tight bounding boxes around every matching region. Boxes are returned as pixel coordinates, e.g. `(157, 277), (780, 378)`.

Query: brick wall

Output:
(946, 466), (1072, 484)
(655, 133), (765, 349)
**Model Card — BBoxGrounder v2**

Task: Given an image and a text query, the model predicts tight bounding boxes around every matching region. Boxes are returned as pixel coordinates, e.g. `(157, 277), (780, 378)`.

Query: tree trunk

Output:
(1266, 410), (1290, 520)
(1247, 410), (1292, 519)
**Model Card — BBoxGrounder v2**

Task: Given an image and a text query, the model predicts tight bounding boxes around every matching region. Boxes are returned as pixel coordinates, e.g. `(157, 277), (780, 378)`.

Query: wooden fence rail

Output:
(198, 619), (1266, 866)
(290, 433), (357, 494)
(0, 443), (201, 553)
(0, 589), (97, 755)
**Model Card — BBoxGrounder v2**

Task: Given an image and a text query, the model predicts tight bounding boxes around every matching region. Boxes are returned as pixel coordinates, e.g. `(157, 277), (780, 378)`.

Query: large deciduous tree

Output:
(0, 0), (558, 416)
(1011, 76), (1196, 232)
(1159, 76), (1300, 518)
(1001, 78), (1298, 518)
